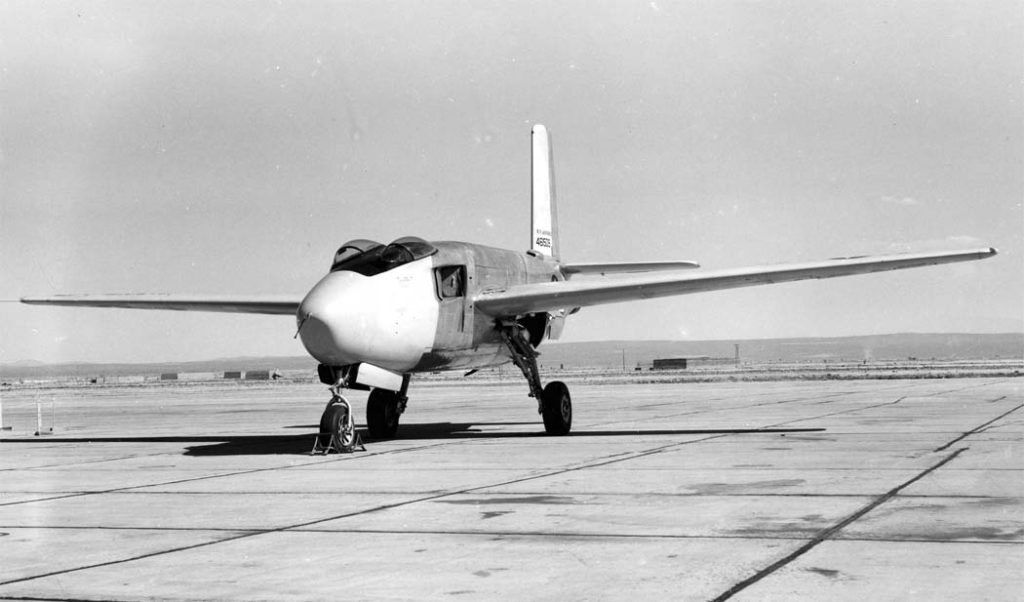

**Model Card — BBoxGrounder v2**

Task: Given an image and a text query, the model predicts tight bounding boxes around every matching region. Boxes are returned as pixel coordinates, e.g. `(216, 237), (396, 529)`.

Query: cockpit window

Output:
(435, 265), (466, 298)
(332, 239), (383, 270)
(330, 236), (437, 276)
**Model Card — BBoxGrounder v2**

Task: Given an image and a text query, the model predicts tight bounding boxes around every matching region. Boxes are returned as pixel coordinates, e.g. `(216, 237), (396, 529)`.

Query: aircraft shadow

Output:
(1, 425), (825, 456)
(282, 421), (540, 429)
(0, 435), (313, 456)
(186, 424), (825, 454)
(395, 424), (825, 440)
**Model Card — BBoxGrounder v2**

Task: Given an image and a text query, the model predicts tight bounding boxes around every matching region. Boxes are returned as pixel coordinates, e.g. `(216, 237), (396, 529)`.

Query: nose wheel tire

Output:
(541, 381), (572, 435)
(367, 388), (401, 439)
(320, 400), (357, 450)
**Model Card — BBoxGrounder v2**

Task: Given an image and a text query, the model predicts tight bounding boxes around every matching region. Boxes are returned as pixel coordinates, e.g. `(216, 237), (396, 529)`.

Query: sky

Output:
(1, 1), (1021, 363)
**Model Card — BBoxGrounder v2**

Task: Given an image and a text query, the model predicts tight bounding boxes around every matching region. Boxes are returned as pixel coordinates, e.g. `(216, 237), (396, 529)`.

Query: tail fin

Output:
(531, 124), (559, 260)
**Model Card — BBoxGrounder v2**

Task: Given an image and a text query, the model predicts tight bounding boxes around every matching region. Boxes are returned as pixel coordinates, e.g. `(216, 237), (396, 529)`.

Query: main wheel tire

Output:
(321, 402), (356, 449)
(366, 389), (401, 439)
(541, 381), (572, 435)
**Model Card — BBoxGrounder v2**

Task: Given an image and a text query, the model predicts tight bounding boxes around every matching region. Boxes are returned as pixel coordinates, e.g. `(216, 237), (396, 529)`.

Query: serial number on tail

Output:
(535, 237), (551, 248)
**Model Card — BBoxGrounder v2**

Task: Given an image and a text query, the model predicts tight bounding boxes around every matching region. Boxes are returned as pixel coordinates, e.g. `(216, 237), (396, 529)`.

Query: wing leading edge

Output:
(20, 294), (301, 315)
(475, 248), (997, 316)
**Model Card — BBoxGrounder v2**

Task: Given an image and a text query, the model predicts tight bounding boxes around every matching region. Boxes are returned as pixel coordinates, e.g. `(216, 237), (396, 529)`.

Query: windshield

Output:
(330, 236), (437, 276)
(331, 239), (383, 270)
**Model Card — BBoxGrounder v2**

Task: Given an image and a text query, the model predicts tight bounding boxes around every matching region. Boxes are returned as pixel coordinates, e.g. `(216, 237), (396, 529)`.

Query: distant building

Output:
(224, 371), (242, 379)
(652, 358), (696, 370)
(650, 356), (737, 370)
(160, 373), (178, 380)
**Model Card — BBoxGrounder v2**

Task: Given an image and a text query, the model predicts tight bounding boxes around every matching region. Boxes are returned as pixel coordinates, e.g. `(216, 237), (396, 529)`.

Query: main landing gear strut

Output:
(312, 366), (410, 454)
(498, 321), (572, 435)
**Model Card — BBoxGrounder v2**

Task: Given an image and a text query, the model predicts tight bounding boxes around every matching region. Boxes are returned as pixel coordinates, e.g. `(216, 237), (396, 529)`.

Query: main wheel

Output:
(366, 389), (401, 439)
(320, 402), (356, 449)
(541, 381), (572, 435)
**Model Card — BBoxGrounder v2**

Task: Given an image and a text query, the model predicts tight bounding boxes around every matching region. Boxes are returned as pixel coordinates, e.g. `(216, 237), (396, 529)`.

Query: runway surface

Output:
(1, 377), (1021, 600)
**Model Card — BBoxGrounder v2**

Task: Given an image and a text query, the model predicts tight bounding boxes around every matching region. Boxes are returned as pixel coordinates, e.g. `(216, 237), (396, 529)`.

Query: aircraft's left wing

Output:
(20, 294), (301, 315)
(561, 261), (700, 276)
(475, 248), (996, 316)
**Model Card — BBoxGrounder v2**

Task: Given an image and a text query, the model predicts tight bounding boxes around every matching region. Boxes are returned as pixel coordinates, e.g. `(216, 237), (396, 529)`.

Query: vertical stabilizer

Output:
(531, 124), (559, 260)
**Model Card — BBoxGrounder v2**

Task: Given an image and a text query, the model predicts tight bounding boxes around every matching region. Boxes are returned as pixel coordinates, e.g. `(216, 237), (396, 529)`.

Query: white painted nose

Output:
(295, 265), (438, 372)
(296, 271), (364, 366)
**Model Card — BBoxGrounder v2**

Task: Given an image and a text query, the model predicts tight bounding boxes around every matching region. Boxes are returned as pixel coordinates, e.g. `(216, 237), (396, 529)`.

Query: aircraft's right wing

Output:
(20, 294), (300, 315)
(474, 248), (997, 317)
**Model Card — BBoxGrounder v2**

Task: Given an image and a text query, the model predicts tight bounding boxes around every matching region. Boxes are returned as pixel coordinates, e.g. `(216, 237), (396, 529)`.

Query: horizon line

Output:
(3, 331), (1022, 368)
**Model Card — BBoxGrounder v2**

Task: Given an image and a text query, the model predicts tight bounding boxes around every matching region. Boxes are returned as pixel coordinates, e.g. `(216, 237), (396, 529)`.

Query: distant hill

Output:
(2, 333), (1020, 380)
(0, 356), (317, 381)
(537, 333), (1024, 370)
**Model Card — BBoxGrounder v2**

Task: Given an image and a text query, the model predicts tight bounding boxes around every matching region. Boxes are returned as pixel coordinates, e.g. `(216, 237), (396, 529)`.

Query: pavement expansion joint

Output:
(708, 447), (972, 601)
(933, 402), (1024, 452)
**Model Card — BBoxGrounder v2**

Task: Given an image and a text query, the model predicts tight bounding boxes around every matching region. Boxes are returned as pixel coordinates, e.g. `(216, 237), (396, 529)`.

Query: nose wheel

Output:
(312, 384), (365, 454)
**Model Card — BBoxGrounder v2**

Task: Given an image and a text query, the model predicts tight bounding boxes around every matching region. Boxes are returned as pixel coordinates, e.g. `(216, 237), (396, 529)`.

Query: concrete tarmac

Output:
(0, 377), (1021, 601)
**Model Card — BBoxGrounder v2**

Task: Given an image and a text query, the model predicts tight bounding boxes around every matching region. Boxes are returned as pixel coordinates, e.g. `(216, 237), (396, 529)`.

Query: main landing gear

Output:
(312, 365), (409, 454)
(498, 322), (572, 435)
(366, 388), (403, 439)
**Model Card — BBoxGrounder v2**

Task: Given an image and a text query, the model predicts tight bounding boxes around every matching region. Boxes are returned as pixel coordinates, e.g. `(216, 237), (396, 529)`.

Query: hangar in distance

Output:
(22, 125), (997, 451)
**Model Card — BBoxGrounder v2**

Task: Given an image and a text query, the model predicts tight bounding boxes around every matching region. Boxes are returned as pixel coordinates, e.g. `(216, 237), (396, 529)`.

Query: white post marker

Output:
(0, 396), (12, 430)
(35, 402), (42, 436)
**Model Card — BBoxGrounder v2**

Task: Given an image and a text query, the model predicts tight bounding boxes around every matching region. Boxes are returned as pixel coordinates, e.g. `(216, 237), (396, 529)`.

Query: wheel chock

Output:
(311, 431), (366, 455)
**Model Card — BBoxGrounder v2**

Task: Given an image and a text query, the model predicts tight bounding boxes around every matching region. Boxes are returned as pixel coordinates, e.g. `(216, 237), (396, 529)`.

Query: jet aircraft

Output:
(22, 125), (997, 451)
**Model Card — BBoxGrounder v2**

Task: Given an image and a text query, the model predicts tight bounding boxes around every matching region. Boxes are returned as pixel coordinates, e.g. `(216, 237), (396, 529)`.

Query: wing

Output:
(474, 248), (997, 316)
(561, 261), (700, 276)
(20, 294), (300, 315)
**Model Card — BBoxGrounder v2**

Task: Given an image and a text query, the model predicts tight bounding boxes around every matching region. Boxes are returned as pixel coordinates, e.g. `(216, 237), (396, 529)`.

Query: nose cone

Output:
(296, 271), (363, 366)
(296, 263), (440, 372)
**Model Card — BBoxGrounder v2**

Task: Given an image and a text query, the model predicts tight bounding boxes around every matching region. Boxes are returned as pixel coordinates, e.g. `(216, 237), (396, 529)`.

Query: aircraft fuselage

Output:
(296, 239), (563, 374)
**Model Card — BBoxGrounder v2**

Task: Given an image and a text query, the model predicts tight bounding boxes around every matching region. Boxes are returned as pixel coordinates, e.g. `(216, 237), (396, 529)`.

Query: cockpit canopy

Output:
(330, 236), (437, 276)
(332, 239), (383, 267)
